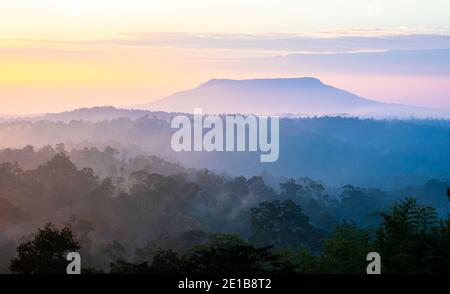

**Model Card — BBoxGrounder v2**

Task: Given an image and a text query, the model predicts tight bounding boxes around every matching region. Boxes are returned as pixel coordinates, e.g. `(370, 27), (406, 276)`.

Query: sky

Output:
(1, 0), (450, 115)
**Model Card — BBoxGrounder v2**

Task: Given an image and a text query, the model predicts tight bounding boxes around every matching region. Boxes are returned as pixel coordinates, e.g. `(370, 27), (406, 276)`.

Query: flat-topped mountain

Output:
(144, 77), (381, 115)
(142, 77), (448, 118)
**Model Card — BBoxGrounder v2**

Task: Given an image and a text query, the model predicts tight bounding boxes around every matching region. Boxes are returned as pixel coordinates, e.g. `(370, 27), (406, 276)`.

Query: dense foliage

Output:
(0, 146), (449, 273)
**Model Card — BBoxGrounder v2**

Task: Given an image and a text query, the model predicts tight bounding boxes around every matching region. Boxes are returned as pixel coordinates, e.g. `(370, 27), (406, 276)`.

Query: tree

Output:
(9, 223), (80, 274)
(150, 249), (181, 273)
(375, 198), (441, 273)
(318, 223), (374, 274)
(109, 260), (151, 274)
(279, 179), (303, 199)
(338, 185), (383, 228)
(250, 200), (323, 250)
(110, 234), (290, 274)
(182, 233), (286, 274)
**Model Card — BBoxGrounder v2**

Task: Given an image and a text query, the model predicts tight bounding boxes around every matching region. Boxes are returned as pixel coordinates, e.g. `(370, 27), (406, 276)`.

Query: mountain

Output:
(1, 106), (177, 123)
(3, 78), (448, 121)
(142, 77), (449, 118)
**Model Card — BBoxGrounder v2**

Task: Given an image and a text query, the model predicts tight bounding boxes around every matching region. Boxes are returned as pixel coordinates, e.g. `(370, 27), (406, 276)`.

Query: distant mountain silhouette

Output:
(3, 78), (448, 121)
(142, 77), (449, 118)
(5, 107), (176, 122)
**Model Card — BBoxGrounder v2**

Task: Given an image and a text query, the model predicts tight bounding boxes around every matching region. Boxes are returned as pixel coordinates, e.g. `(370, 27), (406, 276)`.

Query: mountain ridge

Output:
(142, 77), (448, 118)
(2, 77), (449, 120)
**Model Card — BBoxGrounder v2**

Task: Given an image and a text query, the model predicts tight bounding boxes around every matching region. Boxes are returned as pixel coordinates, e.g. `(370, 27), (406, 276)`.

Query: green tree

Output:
(318, 223), (374, 274)
(376, 198), (441, 273)
(9, 223), (80, 274)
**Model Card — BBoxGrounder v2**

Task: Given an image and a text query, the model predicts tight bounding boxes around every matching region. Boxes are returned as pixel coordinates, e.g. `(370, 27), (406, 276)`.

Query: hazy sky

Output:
(1, 0), (450, 115)
(2, 0), (450, 37)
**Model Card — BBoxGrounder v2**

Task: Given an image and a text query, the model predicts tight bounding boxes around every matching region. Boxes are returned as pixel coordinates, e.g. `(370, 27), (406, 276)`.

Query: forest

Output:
(0, 145), (449, 274)
(1, 112), (450, 189)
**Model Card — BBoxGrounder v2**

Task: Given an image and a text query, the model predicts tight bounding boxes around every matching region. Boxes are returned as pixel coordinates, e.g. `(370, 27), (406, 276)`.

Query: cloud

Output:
(85, 32), (450, 54)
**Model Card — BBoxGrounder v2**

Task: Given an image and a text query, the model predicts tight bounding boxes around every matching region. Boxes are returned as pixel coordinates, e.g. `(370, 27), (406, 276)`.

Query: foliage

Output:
(9, 223), (80, 274)
(250, 199), (325, 251)
(376, 198), (448, 273)
(317, 223), (374, 274)
(0, 149), (449, 274)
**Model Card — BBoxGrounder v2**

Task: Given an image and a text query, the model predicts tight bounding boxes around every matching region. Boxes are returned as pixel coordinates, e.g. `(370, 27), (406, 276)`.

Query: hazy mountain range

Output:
(2, 77), (449, 120)
(0, 76), (449, 189)
(139, 77), (450, 119)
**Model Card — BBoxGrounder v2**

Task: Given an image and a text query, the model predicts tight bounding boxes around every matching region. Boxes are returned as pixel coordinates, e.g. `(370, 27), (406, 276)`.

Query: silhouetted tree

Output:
(9, 223), (80, 274)
(182, 234), (286, 274)
(150, 249), (181, 273)
(250, 200), (324, 250)
(109, 260), (152, 274)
